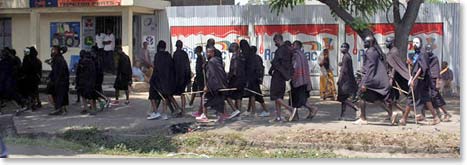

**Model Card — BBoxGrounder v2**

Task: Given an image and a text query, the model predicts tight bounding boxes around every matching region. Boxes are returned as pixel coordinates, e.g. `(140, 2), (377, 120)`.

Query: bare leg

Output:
(249, 96), (256, 115)
(304, 103), (318, 119)
(150, 99), (160, 113)
(189, 93), (196, 106)
(81, 96), (87, 111)
(400, 105), (412, 125)
(47, 95), (54, 108)
(438, 106), (451, 121)
(125, 90), (130, 101)
(359, 100), (367, 121)
(275, 100), (282, 119)
(235, 99), (242, 111)
(115, 90), (119, 101)
(260, 102), (268, 113)
(339, 102), (346, 120)
(226, 98), (237, 111)
(90, 99), (97, 112)
(181, 95), (186, 114)
(425, 102), (441, 125)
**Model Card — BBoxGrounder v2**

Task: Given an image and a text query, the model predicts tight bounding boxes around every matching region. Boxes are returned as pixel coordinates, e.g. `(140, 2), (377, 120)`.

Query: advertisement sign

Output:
(345, 23), (444, 71)
(50, 22), (80, 48)
(143, 35), (156, 51)
(255, 24), (339, 76)
(30, 0), (121, 7)
(82, 17), (95, 50)
(170, 25), (249, 72)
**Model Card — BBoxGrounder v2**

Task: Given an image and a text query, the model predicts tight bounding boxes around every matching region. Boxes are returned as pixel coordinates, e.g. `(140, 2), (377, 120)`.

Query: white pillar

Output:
(122, 7), (133, 64)
(30, 11), (40, 55)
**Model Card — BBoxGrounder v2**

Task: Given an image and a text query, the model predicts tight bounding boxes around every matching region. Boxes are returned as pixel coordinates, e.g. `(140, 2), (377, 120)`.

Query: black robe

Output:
(248, 54), (265, 103)
(20, 54), (42, 97)
(269, 44), (293, 100)
(360, 47), (390, 102)
(407, 50), (431, 106)
(173, 49), (192, 95)
(76, 56), (97, 99)
(114, 53), (132, 90)
(0, 53), (22, 103)
(192, 54), (206, 92)
(428, 52), (446, 108)
(149, 51), (175, 100)
(205, 56), (227, 114)
(386, 47), (409, 101)
(337, 52), (357, 102)
(91, 51), (104, 93)
(227, 52), (247, 99)
(49, 53), (69, 109)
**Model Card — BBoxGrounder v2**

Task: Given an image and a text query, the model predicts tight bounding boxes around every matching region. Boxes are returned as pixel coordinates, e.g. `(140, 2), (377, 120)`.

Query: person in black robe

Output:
(225, 42), (246, 119)
(288, 41), (319, 121)
(240, 40), (259, 117)
(355, 36), (391, 125)
(0, 49), (27, 114)
(91, 46), (110, 110)
(337, 43), (359, 120)
(203, 47), (228, 123)
(113, 47), (132, 105)
(21, 46), (42, 110)
(418, 44), (451, 122)
(76, 51), (98, 114)
(398, 37), (440, 126)
(172, 40), (192, 116)
(147, 40), (175, 120)
(206, 38), (223, 61)
(439, 61), (453, 96)
(49, 46), (70, 115)
(384, 37), (409, 118)
(189, 46), (206, 115)
(246, 46), (270, 117)
(268, 34), (294, 122)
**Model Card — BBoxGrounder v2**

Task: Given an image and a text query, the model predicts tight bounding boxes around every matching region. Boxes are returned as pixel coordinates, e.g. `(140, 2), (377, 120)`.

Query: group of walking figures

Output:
(147, 33), (453, 126)
(0, 32), (454, 126)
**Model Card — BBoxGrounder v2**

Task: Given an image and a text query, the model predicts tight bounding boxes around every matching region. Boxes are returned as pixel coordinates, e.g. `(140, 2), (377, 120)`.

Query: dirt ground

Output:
(1, 92), (461, 158)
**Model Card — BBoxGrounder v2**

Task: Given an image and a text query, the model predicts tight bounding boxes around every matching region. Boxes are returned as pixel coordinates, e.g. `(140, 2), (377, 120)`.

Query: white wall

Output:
(8, 14), (30, 60)
(39, 13), (82, 70)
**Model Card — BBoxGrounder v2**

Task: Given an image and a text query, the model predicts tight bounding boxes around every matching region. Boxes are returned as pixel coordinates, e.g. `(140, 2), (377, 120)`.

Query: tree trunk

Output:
(393, 0), (423, 61)
(318, 0), (384, 55)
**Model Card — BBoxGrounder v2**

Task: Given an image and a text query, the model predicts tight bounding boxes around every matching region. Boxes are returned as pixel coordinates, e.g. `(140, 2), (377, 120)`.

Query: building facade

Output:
(0, 0), (170, 71)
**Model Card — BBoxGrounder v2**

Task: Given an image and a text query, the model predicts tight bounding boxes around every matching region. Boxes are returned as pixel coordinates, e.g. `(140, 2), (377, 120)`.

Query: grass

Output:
(4, 127), (342, 158)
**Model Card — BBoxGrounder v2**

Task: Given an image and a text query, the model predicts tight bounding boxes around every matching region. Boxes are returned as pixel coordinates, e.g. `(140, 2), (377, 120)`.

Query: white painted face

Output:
(413, 38), (422, 49)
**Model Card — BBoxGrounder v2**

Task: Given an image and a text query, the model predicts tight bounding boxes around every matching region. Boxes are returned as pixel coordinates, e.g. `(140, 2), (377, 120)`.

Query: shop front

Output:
(0, 0), (170, 70)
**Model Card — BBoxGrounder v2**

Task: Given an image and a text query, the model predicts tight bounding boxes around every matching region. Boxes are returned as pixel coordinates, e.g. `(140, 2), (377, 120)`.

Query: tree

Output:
(269, 0), (425, 60)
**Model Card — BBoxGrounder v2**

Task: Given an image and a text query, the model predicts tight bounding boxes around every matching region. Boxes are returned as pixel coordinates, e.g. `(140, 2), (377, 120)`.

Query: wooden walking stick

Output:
(408, 64), (418, 124)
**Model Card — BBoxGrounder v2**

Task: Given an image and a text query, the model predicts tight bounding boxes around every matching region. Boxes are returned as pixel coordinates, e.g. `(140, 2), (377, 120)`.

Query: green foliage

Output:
(269, 0), (305, 15)
(269, 0), (391, 30)
(62, 127), (177, 153)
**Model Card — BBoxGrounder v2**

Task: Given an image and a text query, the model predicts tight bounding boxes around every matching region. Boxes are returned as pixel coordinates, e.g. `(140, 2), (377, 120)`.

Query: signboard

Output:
(141, 15), (157, 59)
(170, 25), (249, 73)
(50, 22), (80, 48)
(255, 24), (339, 76)
(345, 23), (444, 71)
(82, 17), (95, 50)
(30, 0), (121, 7)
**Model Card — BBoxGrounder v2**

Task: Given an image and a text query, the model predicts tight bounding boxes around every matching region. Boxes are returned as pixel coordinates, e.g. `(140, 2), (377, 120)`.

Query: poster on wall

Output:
(82, 17), (96, 50)
(30, 0), (121, 7)
(143, 35), (156, 51)
(141, 15), (157, 56)
(170, 25), (249, 72)
(345, 23), (443, 71)
(29, 0), (58, 7)
(255, 24), (339, 76)
(50, 22), (81, 48)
